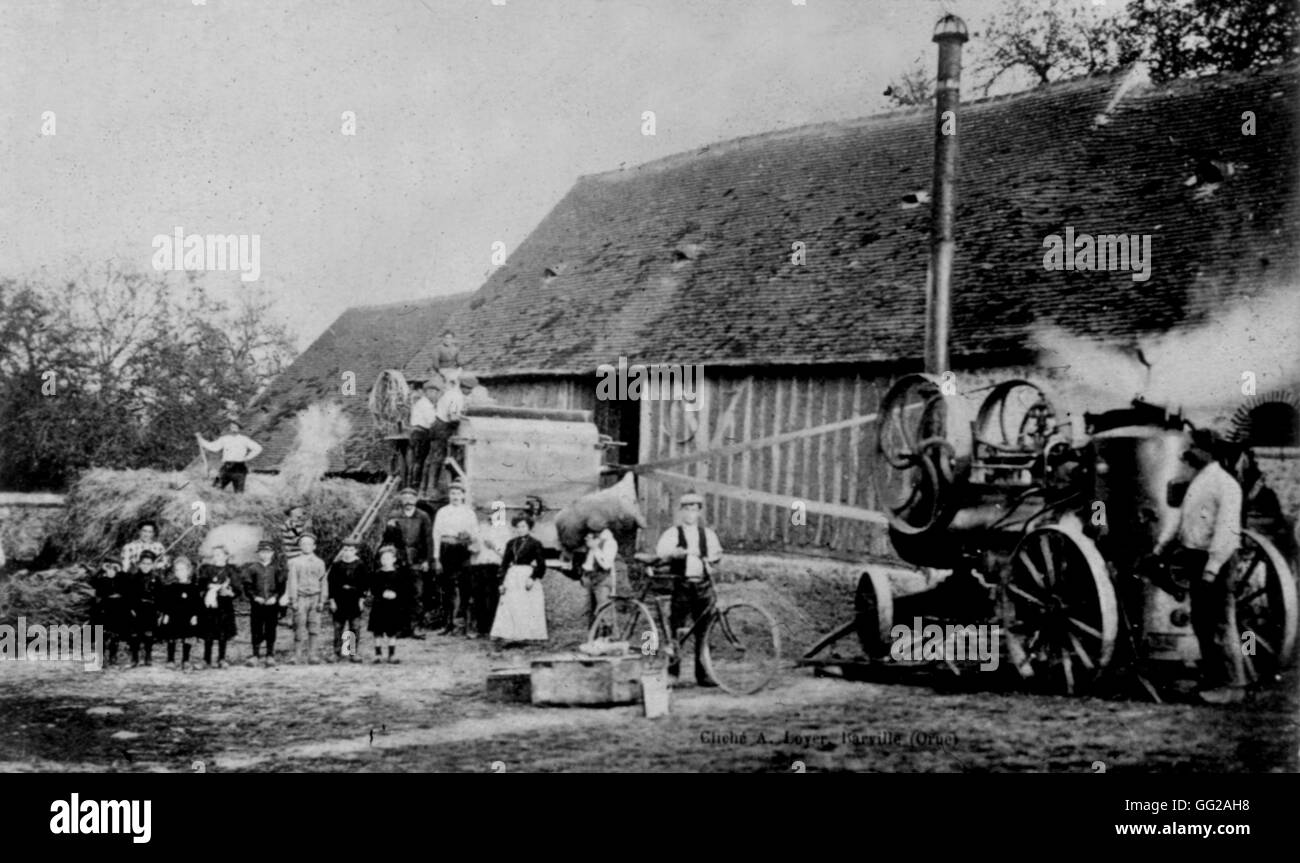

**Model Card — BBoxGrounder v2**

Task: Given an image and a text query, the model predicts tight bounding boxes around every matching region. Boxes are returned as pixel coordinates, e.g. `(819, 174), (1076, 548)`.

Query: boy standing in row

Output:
(328, 539), (368, 662)
(285, 533), (329, 664)
(244, 540), (286, 666)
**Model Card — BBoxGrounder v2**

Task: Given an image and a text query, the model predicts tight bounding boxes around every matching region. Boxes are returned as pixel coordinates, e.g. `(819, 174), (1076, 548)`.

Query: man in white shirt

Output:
(1153, 430), (1245, 704)
(432, 480), (481, 636)
(409, 380), (440, 491)
(426, 374), (476, 494)
(197, 420), (263, 494)
(654, 490), (722, 686)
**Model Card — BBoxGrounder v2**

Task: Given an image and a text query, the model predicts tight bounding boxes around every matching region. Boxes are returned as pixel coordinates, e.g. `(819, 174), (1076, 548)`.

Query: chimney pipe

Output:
(925, 13), (968, 375)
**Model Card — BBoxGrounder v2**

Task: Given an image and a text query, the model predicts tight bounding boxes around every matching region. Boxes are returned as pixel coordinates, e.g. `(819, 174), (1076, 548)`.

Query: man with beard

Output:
(382, 487), (434, 634)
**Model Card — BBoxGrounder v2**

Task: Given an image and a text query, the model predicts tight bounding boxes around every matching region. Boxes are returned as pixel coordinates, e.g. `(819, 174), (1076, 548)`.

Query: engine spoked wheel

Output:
(1232, 529), (1298, 683)
(999, 524), (1117, 695)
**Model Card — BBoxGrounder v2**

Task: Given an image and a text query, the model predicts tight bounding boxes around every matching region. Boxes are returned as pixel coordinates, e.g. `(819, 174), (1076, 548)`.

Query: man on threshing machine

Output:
(424, 373), (478, 495)
(409, 379), (440, 491)
(1150, 430), (1247, 705)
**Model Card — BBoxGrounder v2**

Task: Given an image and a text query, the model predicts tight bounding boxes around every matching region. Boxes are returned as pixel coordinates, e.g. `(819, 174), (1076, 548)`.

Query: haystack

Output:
(54, 468), (377, 567)
(0, 566), (95, 627)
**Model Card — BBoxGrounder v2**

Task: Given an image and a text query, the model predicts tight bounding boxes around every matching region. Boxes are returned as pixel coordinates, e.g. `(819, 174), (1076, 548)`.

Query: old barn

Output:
(250, 63), (1300, 561)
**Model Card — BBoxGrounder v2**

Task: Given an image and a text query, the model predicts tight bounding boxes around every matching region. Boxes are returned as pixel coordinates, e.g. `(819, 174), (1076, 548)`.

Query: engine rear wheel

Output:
(1233, 529), (1298, 682)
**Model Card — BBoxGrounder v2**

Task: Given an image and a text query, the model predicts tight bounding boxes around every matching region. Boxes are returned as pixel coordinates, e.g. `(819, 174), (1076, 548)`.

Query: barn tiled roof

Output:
(246, 294), (471, 473)
(405, 63), (1299, 378)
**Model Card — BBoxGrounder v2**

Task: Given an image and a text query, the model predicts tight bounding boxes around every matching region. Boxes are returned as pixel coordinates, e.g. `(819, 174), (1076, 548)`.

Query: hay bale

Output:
(53, 468), (378, 566)
(0, 566), (95, 627)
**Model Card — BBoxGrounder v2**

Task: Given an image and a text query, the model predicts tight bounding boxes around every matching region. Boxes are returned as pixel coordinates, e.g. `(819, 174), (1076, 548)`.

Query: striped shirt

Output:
(122, 540), (167, 571)
(280, 518), (314, 562)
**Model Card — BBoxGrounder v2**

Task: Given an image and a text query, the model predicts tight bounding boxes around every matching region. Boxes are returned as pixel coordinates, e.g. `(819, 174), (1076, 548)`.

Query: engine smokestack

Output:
(925, 13), (968, 374)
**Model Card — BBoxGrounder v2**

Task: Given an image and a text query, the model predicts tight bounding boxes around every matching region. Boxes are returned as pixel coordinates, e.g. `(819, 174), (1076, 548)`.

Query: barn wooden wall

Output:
(487, 366), (1062, 559)
(487, 379), (594, 412)
(637, 371), (895, 559)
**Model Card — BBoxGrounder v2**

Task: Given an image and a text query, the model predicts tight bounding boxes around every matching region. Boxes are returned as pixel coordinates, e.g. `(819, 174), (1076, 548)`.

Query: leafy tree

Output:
(974, 0), (1137, 93)
(0, 265), (296, 490)
(1120, 0), (1300, 82)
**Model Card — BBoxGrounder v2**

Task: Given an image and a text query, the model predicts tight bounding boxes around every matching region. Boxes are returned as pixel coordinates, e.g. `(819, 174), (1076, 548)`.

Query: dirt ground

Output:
(1, 556), (1297, 773)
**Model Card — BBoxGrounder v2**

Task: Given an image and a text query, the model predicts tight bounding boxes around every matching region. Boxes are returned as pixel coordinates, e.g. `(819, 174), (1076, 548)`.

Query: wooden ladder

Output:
(347, 474), (399, 545)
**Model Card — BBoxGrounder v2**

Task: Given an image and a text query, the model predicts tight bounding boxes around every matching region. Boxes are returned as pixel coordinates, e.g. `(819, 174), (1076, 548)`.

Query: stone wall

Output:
(0, 493), (65, 567)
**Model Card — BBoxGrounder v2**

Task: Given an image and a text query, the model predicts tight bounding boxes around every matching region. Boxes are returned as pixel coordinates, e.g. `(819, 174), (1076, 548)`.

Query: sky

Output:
(0, 0), (1102, 350)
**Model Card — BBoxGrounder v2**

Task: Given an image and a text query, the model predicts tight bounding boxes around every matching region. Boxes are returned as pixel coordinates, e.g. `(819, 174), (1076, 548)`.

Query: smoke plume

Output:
(278, 402), (352, 497)
(1033, 287), (1300, 423)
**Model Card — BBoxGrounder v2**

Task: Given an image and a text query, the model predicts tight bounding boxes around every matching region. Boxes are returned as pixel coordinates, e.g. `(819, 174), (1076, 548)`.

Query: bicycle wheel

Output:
(588, 597), (663, 664)
(702, 602), (781, 694)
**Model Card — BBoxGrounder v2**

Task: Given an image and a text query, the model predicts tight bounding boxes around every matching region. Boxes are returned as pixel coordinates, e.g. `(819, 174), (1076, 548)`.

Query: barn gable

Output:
(245, 293), (471, 475)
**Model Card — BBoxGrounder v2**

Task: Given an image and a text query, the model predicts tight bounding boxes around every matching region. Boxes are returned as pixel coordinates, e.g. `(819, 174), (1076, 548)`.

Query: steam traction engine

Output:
(846, 372), (1298, 696)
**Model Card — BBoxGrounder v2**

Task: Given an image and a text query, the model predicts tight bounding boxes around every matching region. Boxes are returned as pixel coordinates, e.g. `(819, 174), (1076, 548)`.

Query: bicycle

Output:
(587, 553), (781, 694)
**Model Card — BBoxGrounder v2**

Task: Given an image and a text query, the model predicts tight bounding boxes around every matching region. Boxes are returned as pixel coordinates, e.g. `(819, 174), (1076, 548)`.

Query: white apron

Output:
(490, 564), (548, 642)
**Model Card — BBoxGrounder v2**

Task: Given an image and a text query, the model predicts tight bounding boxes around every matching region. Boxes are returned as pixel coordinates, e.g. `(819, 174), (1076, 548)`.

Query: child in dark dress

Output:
(126, 550), (163, 667)
(368, 544), (410, 664)
(197, 546), (241, 669)
(159, 556), (203, 671)
(91, 561), (131, 669)
(328, 539), (369, 663)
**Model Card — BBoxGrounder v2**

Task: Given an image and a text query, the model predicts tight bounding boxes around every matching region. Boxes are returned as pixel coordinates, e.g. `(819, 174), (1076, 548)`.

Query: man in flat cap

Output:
(382, 486), (434, 634)
(409, 379), (440, 491)
(654, 490), (723, 687)
(432, 479), (480, 636)
(1153, 429), (1246, 704)
(197, 419), (263, 494)
(425, 374), (477, 494)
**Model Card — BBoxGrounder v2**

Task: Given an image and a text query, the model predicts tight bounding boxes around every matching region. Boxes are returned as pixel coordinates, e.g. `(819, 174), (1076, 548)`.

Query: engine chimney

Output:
(925, 13), (968, 375)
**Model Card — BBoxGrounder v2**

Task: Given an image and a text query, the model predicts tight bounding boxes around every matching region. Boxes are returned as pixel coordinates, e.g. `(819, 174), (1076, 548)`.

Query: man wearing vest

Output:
(654, 490), (722, 687)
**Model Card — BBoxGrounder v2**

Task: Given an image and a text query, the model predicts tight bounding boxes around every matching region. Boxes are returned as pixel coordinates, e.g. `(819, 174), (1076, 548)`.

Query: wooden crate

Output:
(486, 668), (533, 703)
(530, 654), (645, 706)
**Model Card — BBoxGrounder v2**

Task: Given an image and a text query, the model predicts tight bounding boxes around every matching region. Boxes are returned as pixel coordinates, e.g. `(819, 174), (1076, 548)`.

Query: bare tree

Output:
(973, 0), (1135, 94)
(883, 60), (934, 108)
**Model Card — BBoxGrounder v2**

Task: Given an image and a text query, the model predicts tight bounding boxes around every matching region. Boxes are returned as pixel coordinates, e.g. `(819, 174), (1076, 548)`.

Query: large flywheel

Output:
(874, 373), (966, 535)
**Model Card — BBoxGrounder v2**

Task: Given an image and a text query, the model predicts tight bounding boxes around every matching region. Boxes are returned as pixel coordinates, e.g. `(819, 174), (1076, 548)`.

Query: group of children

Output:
(86, 494), (644, 672)
(90, 521), (419, 670)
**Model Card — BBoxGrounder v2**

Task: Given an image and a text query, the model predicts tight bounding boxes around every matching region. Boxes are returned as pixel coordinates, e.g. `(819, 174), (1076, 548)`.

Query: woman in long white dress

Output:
(490, 515), (549, 643)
